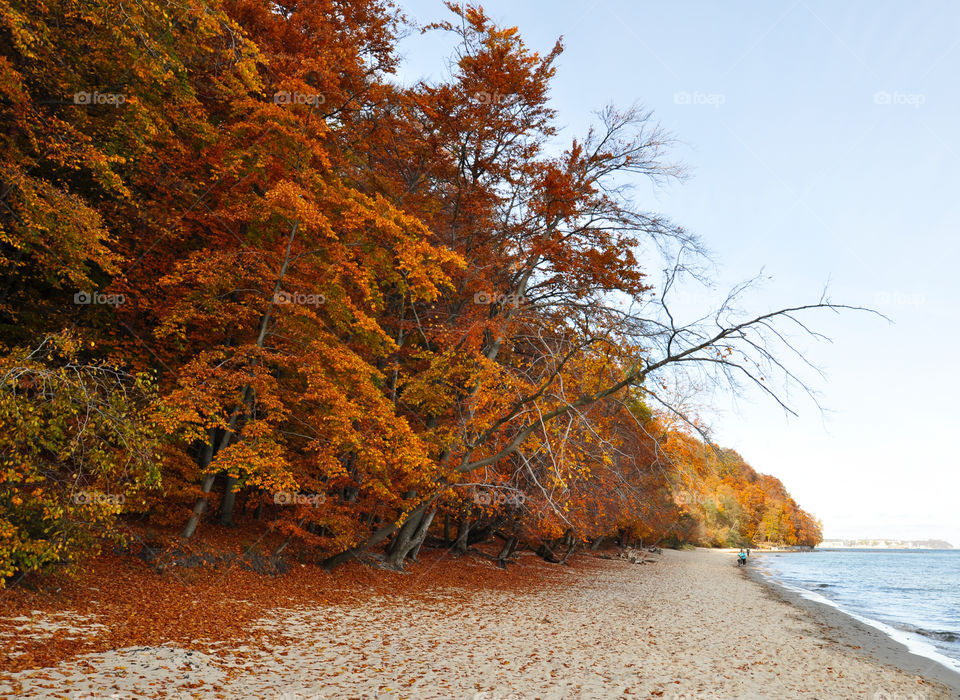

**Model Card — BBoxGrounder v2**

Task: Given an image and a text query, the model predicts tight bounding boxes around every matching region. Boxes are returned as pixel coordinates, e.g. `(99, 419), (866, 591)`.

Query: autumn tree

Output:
(0, 0), (829, 578)
(0, 335), (161, 584)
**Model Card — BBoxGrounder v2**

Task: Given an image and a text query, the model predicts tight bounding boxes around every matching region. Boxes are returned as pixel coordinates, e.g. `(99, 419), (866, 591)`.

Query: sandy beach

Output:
(2, 548), (956, 699)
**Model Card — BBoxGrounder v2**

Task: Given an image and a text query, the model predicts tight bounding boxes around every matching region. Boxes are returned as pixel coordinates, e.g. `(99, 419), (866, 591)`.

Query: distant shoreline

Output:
(816, 547), (957, 551)
(819, 539), (955, 550)
(713, 545), (955, 552)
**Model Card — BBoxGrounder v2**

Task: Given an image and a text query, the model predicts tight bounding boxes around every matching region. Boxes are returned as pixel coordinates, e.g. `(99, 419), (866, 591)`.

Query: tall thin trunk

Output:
(181, 427), (226, 538)
(181, 222), (300, 539)
(454, 516), (471, 554)
(219, 475), (239, 526)
(181, 473), (217, 539)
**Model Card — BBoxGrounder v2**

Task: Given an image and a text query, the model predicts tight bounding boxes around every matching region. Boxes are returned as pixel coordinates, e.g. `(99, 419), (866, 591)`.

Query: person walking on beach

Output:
(738, 549), (747, 566)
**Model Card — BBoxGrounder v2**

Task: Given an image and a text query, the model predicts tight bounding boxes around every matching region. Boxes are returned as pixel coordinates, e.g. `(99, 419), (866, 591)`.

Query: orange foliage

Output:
(1, 0), (821, 585)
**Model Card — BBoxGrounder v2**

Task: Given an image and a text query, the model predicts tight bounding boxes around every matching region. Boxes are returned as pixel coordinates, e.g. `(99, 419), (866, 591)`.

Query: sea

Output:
(754, 549), (960, 674)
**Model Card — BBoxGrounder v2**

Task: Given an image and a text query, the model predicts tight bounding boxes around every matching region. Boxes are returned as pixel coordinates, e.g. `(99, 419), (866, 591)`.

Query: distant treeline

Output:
(820, 539), (953, 549)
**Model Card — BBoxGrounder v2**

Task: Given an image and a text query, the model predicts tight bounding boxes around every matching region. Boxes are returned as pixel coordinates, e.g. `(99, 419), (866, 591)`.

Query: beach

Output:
(2, 548), (956, 699)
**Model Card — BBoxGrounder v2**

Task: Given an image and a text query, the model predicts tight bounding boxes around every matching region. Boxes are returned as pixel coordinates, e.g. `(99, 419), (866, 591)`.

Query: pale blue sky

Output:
(394, 1), (960, 545)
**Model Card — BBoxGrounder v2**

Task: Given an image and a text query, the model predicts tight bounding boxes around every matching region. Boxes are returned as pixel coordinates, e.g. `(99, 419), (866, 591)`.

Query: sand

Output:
(1, 548), (955, 699)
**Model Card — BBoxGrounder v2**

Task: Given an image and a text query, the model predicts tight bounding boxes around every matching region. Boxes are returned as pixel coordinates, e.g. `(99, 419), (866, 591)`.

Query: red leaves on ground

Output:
(0, 524), (596, 676)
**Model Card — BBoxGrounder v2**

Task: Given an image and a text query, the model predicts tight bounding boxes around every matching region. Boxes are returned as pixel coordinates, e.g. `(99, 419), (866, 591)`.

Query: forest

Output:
(0, 0), (825, 587)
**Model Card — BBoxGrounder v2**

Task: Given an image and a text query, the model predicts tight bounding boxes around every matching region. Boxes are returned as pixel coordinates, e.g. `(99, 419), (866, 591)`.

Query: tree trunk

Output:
(497, 535), (517, 568)
(181, 427), (221, 539)
(386, 500), (437, 568)
(386, 510), (423, 568)
(182, 221), (299, 539)
(559, 539), (576, 565)
(320, 516), (401, 571)
(181, 473), (216, 539)
(536, 542), (560, 563)
(385, 493), (422, 554)
(274, 517), (307, 557)
(454, 516), (471, 554)
(407, 508), (437, 563)
(467, 517), (504, 546)
(321, 497), (422, 572)
(219, 475), (239, 526)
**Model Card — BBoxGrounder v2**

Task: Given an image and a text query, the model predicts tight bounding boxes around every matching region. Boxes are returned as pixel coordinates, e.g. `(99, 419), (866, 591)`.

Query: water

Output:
(754, 549), (960, 673)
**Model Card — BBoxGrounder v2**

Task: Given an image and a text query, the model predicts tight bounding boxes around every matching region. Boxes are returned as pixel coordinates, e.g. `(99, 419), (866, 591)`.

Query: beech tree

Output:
(319, 4), (837, 569)
(0, 0), (829, 580)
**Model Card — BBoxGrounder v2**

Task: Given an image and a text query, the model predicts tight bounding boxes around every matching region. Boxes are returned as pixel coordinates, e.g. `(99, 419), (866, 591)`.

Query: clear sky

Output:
(393, 1), (960, 546)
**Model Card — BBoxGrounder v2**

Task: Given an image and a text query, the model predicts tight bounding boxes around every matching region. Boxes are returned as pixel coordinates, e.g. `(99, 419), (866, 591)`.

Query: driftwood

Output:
(599, 546), (660, 565)
(535, 543), (561, 563)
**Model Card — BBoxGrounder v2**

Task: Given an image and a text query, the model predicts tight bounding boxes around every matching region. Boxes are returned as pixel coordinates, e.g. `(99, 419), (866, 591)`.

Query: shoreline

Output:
(3, 548), (957, 698)
(746, 552), (960, 698)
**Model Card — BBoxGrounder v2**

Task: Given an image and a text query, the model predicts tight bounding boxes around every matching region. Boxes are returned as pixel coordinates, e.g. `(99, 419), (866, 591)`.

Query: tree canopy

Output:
(0, 0), (826, 584)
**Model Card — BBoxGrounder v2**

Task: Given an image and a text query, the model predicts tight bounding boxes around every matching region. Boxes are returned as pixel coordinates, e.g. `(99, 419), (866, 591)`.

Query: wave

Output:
(897, 625), (960, 644)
